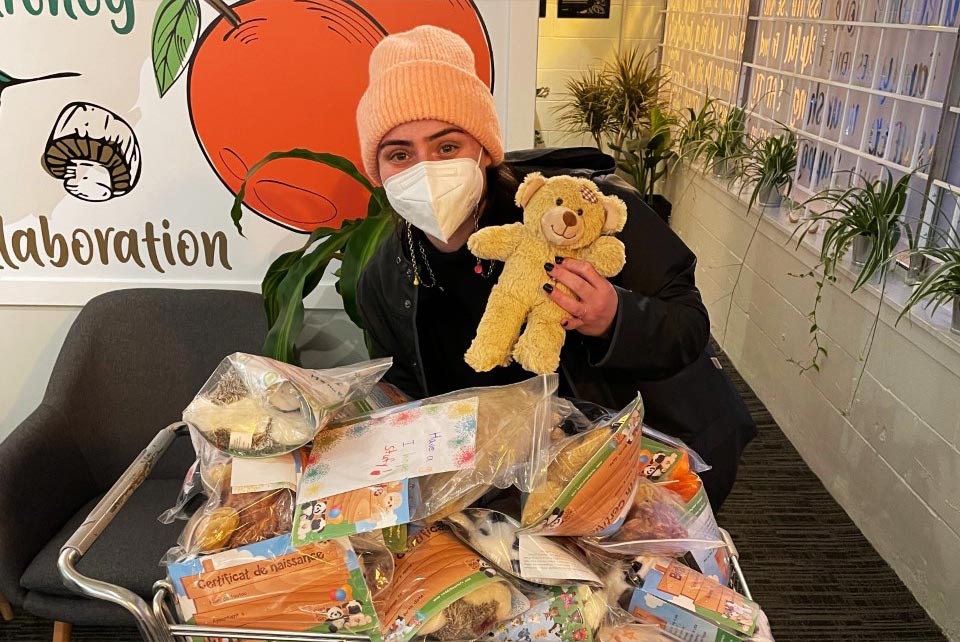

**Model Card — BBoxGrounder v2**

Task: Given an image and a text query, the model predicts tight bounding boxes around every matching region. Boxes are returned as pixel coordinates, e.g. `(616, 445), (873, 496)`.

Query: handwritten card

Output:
(298, 397), (478, 504)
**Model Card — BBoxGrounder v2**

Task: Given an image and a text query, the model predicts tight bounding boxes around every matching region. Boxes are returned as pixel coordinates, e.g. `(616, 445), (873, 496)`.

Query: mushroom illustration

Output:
(42, 102), (141, 202)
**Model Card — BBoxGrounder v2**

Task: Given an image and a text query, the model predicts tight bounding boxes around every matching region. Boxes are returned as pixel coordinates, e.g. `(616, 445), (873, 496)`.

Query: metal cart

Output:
(58, 423), (752, 642)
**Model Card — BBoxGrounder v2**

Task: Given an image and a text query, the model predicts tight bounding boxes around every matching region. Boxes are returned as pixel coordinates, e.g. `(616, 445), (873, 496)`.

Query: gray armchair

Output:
(0, 288), (267, 636)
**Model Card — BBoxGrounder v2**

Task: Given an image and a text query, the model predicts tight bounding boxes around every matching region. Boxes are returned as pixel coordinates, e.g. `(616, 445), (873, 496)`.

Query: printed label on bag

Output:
(524, 397), (643, 536)
(231, 452), (299, 494)
(293, 479), (412, 544)
(489, 586), (594, 642)
(628, 589), (743, 642)
(167, 534), (382, 640)
(638, 559), (759, 637)
(518, 535), (601, 585)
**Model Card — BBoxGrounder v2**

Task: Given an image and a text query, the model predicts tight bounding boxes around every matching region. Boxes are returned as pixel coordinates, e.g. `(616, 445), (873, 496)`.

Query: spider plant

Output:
(676, 94), (720, 165)
(900, 245), (960, 334)
(788, 170), (914, 378)
(740, 128), (797, 211)
(609, 106), (677, 199)
(701, 105), (747, 178)
(796, 169), (913, 291)
(554, 67), (615, 149)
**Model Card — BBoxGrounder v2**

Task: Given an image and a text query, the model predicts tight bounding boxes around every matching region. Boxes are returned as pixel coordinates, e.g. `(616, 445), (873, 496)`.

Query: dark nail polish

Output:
(555, 256), (564, 264)
(544, 262), (554, 272)
(543, 283), (554, 293)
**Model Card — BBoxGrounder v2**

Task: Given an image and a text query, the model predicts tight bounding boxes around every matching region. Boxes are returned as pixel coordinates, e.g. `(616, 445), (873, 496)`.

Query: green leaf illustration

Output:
(152, 0), (201, 97)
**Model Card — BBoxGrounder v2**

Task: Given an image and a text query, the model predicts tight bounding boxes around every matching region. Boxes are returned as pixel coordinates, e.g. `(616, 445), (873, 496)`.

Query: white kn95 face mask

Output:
(382, 154), (484, 243)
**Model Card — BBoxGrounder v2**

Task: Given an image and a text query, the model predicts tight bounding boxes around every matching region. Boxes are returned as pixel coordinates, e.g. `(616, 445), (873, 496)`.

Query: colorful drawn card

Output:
(298, 397), (479, 503)
(166, 534), (382, 641)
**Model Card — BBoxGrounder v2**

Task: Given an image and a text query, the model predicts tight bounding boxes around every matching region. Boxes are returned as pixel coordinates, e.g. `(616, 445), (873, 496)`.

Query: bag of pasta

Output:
(521, 396), (643, 537)
(376, 523), (530, 642)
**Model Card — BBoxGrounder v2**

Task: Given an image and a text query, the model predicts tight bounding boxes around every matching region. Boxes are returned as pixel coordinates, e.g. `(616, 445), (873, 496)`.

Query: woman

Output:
(355, 25), (754, 508)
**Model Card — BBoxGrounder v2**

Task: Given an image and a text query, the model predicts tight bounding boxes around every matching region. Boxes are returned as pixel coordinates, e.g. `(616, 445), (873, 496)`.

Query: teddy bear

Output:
(465, 172), (628, 375)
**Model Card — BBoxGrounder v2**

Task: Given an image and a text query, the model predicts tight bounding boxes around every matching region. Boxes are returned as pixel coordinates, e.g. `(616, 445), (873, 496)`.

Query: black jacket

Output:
(356, 148), (755, 507)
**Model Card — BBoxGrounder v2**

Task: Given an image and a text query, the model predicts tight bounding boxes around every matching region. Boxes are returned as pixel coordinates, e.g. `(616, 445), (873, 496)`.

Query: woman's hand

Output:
(543, 257), (618, 337)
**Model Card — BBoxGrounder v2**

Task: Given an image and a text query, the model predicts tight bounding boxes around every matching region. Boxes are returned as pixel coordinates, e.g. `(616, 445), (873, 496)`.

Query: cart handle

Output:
(719, 527), (752, 600)
(58, 422), (188, 642)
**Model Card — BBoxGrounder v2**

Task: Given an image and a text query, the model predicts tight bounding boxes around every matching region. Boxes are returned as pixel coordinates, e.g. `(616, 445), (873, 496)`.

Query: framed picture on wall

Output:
(557, 0), (611, 18)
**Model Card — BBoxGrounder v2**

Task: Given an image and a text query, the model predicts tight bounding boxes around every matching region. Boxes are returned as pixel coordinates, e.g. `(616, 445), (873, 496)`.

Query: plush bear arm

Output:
(581, 236), (626, 278)
(467, 223), (525, 261)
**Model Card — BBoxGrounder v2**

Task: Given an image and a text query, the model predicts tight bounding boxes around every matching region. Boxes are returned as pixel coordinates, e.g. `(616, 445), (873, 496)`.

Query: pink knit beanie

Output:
(356, 25), (504, 184)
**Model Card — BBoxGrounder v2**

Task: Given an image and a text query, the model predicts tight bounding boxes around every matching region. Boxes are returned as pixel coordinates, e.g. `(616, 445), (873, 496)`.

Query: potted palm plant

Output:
(603, 48), (669, 158)
(901, 245), (960, 335)
(740, 128), (797, 211)
(701, 106), (747, 179)
(555, 47), (670, 187)
(554, 68), (614, 149)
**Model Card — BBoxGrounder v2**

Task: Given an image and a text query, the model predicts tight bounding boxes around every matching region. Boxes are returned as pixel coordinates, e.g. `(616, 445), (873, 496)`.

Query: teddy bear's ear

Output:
(601, 194), (628, 234)
(515, 172), (547, 208)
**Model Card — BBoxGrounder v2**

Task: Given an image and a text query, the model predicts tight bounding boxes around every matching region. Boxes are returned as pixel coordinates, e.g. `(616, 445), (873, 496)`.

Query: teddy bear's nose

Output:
(562, 210), (577, 227)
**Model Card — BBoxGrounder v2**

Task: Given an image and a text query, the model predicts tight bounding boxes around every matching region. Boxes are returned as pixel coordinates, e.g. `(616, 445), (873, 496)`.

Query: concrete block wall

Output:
(536, 0), (666, 148)
(664, 166), (960, 639)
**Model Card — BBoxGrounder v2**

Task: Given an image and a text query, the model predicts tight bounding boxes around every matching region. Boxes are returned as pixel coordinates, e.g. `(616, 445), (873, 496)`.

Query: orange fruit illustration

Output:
(188, 0), (492, 233)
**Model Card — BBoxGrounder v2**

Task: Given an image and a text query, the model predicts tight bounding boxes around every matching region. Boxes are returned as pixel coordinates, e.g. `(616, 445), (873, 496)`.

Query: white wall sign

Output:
(0, 0), (537, 306)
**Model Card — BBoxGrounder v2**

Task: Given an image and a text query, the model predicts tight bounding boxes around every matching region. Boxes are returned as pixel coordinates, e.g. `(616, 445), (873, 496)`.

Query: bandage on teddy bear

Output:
(375, 523), (529, 642)
(521, 396), (643, 537)
(465, 173), (628, 375)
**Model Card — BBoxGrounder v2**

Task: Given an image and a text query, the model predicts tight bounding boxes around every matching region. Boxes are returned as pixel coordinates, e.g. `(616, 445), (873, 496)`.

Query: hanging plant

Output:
(788, 170), (915, 400)
(899, 245), (960, 334)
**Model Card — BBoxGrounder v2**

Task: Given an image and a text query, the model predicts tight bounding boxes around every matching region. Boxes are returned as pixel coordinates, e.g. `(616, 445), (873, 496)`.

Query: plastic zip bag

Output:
(376, 523), (530, 642)
(183, 354), (391, 457)
(166, 534), (383, 638)
(522, 396), (643, 536)
(579, 477), (730, 584)
(445, 508), (602, 587)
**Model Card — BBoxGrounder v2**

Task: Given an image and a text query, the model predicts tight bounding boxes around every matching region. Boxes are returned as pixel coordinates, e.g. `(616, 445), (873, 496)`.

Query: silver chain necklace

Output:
(404, 204), (495, 289)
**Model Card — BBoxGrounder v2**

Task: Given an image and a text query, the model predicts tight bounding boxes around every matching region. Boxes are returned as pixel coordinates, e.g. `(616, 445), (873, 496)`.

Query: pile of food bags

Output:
(160, 353), (776, 642)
